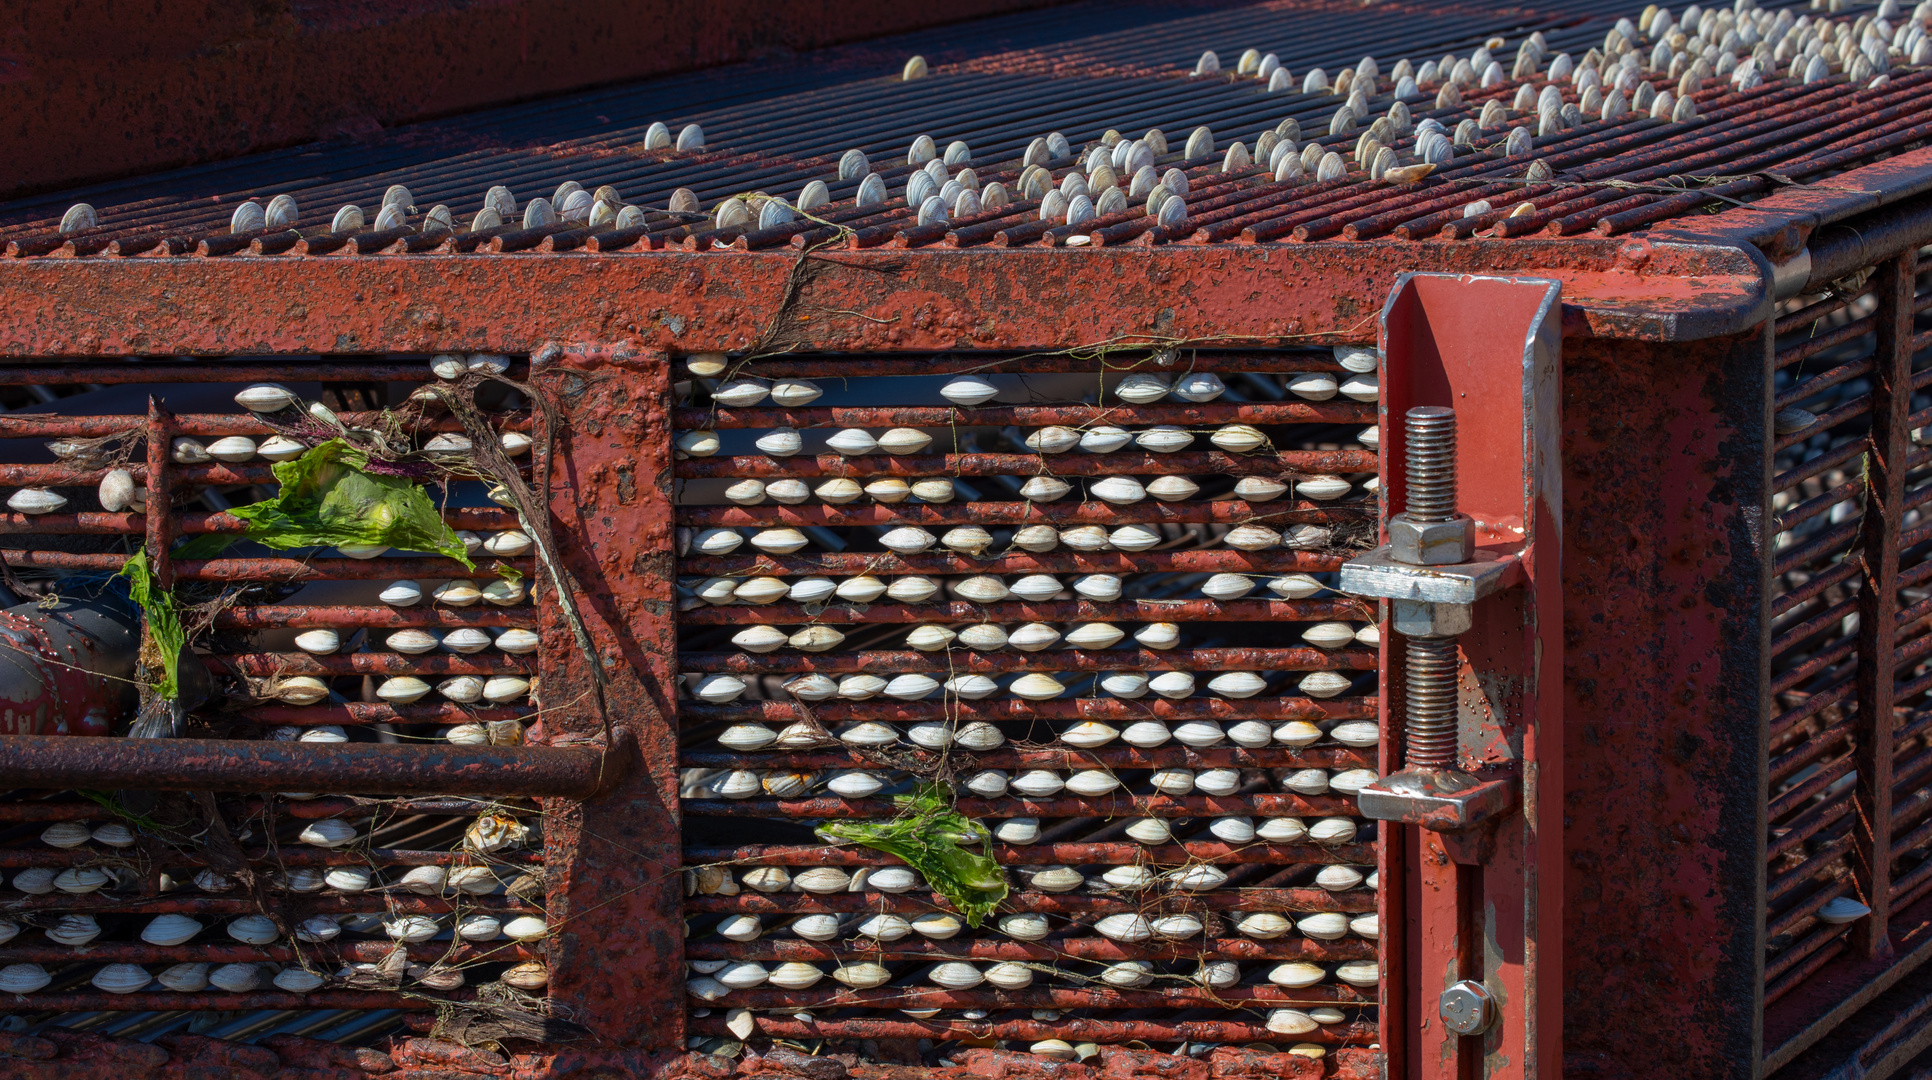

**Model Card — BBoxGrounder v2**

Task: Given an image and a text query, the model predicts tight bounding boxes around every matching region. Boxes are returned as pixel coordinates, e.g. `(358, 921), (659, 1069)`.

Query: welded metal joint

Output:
(1439, 980), (1499, 1036)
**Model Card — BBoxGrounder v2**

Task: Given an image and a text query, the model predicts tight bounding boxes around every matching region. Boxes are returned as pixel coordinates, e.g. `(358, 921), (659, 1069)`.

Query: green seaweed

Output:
(176, 439), (472, 566)
(118, 549), (185, 699)
(817, 783), (1008, 926)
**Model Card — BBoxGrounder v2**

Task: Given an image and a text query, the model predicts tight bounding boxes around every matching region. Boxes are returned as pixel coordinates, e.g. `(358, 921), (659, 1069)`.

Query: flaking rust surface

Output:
(0, 241), (1767, 359)
(537, 343), (683, 1047)
(1559, 332), (1769, 1079)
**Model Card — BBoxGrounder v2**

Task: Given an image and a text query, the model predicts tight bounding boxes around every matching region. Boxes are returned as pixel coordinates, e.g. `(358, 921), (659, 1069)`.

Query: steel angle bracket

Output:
(1363, 274), (1563, 1080)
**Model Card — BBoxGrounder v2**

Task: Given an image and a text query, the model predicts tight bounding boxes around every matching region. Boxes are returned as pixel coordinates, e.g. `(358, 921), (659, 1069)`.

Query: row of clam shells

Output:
(705, 764), (1373, 801)
(681, 421), (1297, 461)
(694, 902), (1375, 944)
(268, 672), (532, 705)
(179, 860), (527, 895)
(717, 716), (1375, 752)
(164, 430), (532, 465)
(0, 955), (546, 995)
(686, 522), (1332, 557)
(377, 577), (527, 607)
(729, 620), (1362, 656)
(688, 955), (1379, 999)
(688, 667), (1358, 704)
(293, 626), (539, 656)
(710, 472), (1358, 508)
(266, 718), (524, 748)
(689, 570), (1337, 606)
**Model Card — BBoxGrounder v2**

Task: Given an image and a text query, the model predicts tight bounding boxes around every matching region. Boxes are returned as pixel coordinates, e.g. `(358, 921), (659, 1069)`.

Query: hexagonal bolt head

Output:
(1439, 979), (1497, 1036)
(1392, 598), (1473, 639)
(1388, 512), (1474, 566)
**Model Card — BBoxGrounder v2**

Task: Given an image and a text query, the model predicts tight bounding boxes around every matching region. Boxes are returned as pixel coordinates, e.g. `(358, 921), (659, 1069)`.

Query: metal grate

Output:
(670, 352), (1382, 1061)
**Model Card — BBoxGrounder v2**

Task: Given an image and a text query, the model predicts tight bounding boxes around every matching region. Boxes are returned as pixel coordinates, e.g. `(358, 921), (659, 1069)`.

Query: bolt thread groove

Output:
(1404, 406), (1457, 522)
(1404, 636), (1459, 770)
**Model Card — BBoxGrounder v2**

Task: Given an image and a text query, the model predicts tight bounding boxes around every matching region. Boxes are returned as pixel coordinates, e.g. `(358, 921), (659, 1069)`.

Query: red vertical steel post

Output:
(145, 397), (175, 588)
(1379, 274), (1563, 1080)
(534, 344), (684, 1048)
(1852, 250), (1916, 956)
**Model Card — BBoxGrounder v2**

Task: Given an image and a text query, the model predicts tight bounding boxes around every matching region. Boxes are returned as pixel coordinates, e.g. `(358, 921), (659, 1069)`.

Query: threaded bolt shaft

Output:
(1404, 406), (1457, 523)
(1404, 636), (1460, 771)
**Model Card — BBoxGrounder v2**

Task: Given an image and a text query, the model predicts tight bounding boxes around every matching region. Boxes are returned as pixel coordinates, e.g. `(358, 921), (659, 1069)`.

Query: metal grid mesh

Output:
(670, 351), (1383, 1060)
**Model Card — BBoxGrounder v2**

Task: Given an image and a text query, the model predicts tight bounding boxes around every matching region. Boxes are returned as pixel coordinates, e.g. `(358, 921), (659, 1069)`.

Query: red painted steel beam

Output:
(0, 732), (622, 796)
(0, 243), (1769, 359)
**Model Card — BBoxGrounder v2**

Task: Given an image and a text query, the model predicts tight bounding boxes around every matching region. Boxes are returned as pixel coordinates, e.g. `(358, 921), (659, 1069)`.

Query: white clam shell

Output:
(1101, 960), (1154, 987)
(1110, 525), (1162, 551)
(826, 429), (879, 456)
(1079, 426), (1132, 453)
(755, 428), (803, 456)
(712, 379), (770, 407)
(1115, 374), (1171, 403)
(1125, 817), (1173, 843)
(503, 915), (550, 941)
(1257, 817), (1309, 842)
(1026, 865), (1084, 892)
(1135, 425), (1195, 453)
(929, 961), (984, 989)
(40, 821), (92, 848)
(1227, 525), (1283, 551)
(53, 866), (110, 893)
(0, 964), (52, 994)
(789, 915), (842, 942)
(965, 770), (1009, 797)
(1196, 767), (1242, 795)
(47, 914), (102, 945)
(1149, 768), (1194, 794)
(380, 580), (423, 606)
(6, 489), (66, 515)
(1094, 913), (1153, 942)
(1064, 769), (1121, 795)
(1123, 720), (1176, 748)
(93, 964), (155, 994)
(296, 915), (343, 942)
(912, 913), (964, 939)
(1210, 816), (1256, 843)
(1209, 671), (1269, 698)
(171, 438), (211, 463)
(1020, 476), (1072, 502)
(879, 428), (933, 455)
(880, 527), (937, 554)
(1060, 721), (1119, 748)
(1298, 476), (1354, 501)
(1026, 426), (1081, 453)
(676, 430), (720, 457)
(941, 526), (993, 553)
(868, 867), (922, 893)
(227, 915), (280, 944)
(1104, 865), (1158, 890)
(994, 817), (1040, 844)
(1000, 913), (1052, 940)
(299, 818), (357, 847)
(1236, 477), (1289, 502)
(1211, 424), (1270, 453)
(1010, 672), (1066, 700)
(1013, 525), (1060, 551)
(1330, 720), (1379, 746)
(1101, 672), (1149, 698)
(1146, 475), (1200, 501)
(142, 914), (205, 946)
(1299, 671), (1354, 698)
(1090, 476), (1146, 504)
(942, 375), (1000, 405)
(1317, 865), (1365, 891)
(1302, 622), (1358, 648)
(235, 383), (296, 412)
(1310, 817), (1359, 844)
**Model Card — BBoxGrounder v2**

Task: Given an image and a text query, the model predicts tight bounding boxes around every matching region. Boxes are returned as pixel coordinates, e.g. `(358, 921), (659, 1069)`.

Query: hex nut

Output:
(1388, 513), (1474, 565)
(1392, 599), (1473, 638)
(1439, 979), (1497, 1035)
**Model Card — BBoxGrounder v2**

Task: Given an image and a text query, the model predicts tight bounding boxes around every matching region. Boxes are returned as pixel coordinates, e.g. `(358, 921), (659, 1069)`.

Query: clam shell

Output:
(1148, 768), (1194, 794)
(787, 577), (837, 604)
(695, 529), (744, 555)
(906, 721), (952, 749)
(376, 676), (432, 703)
(1061, 721), (1119, 748)
(766, 963), (826, 989)
(6, 489), (65, 515)
(1134, 623), (1180, 649)
(711, 770), (761, 799)
(1167, 864), (1229, 893)
(1079, 426), (1133, 453)
(1026, 865), (1084, 892)
(755, 429), (802, 456)
(880, 527), (937, 554)
(1020, 476), (1072, 502)
(835, 575), (888, 601)
(885, 576), (939, 602)
(884, 674), (939, 701)
(438, 676), (485, 703)
(879, 427), (933, 455)
(1101, 961), (1153, 987)
(1269, 961), (1326, 988)
(1335, 960), (1379, 987)
(942, 526), (993, 553)
(1211, 424), (1269, 453)
(826, 429), (879, 456)
(1228, 719), (1273, 747)
(1009, 622), (1061, 651)
(1109, 525), (1162, 551)
(868, 867), (922, 893)
(912, 912), (965, 940)
(788, 626), (847, 652)
(985, 962), (1034, 989)
(295, 916), (342, 942)
(98, 469), (136, 512)
(1310, 817), (1359, 844)
(965, 770), (1010, 797)
(235, 383), (296, 412)
(750, 528), (808, 554)
(742, 866), (792, 893)
(912, 478), (956, 502)
(1103, 865), (1157, 889)
(929, 961), (984, 989)
(1284, 768), (1331, 794)
(712, 379), (770, 407)
(494, 628), (540, 654)
(41, 821), (92, 848)
(1009, 574), (1064, 601)
(1102, 672), (1150, 699)
(1125, 817), (1173, 843)
(953, 574), (1009, 602)
(1210, 816), (1256, 843)
(227, 915), (280, 945)
(1070, 575), (1121, 602)
(1299, 671), (1353, 698)
(1091, 477), (1146, 504)
(434, 579), (482, 606)
(1000, 913), (1052, 940)
(1065, 769), (1121, 795)
(1013, 525), (1060, 551)
(325, 866), (373, 891)
(274, 967), (326, 993)
(1331, 768), (1378, 794)
(793, 867), (852, 894)
(676, 431), (720, 457)
(907, 625), (959, 651)
(1173, 372), (1226, 402)
(484, 531), (533, 556)
(956, 721), (1004, 749)
(1239, 912), (1293, 939)
(717, 914), (763, 941)
(1236, 477), (1289, 502)
(0, 964), (52, 994)
(725, 479), (767, 505)
(1316, 865), (1365, 891)
(1095, 913), (1154, 942)
(1226, 524), (1283, 551)
(171, 437), (212, 463)
(93, 822), (134, 847)
(503, 915), (550, 941)
(386, 629), (441, 654)
(1025, 426), (1081, 454)
(1146, 475), (1200, 501)
(299, 818), (357, 848)
(1152, 914), (1204, 938)
(1149, 671), (1197, 699)
(1820, 897), (1873, 924)
(942, 376), (1000, 405)
(837, 676), (887, 700)
(1135, 425), (1194, 453)
(1209, 671), (1268, 698)
(783, 674), (838, 701)
(1330, 720), (1379, 746)
(1349, 913), (1380, 939)
(1302, 622), (1357, 648)
(143, 914), (204, 946)
(766, 479), (812, 505)
(994, 817), (1040, 844)
(789, 915), (842, 941)
(502, 962), (549, 990)
(1297, 476), (1353, 501)
(959, 624), (1009, 650)
(53, 867), (110, 893)
(380, 580), (423, 606)
(717, 961), (769, 989)
(1202, 573), (1258, 600)
(833, 961), (893, 989)
(1196, 768), (1243, 795)
(47, 914), (102, 945)
(1010, 673), (1066, 700)
(1116, 374), (1171, 403)
(865, 478), (910, 503)
(1258, 817), (1309, 842)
